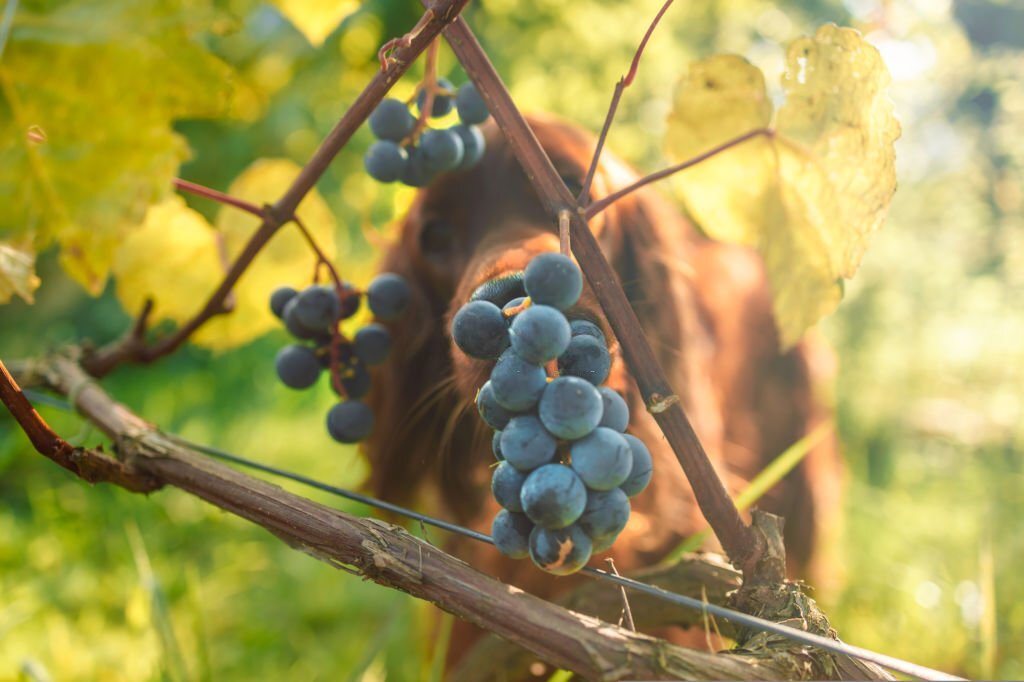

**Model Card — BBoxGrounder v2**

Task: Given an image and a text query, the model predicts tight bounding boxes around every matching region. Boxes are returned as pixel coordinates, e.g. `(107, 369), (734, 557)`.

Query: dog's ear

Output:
(362, 204), (489, 520)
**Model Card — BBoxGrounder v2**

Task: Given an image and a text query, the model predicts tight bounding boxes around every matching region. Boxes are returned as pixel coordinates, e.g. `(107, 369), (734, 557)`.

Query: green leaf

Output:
(270, 0), (361, 47)
(665, 25), (900, 347)
(0, 0), (259, 294)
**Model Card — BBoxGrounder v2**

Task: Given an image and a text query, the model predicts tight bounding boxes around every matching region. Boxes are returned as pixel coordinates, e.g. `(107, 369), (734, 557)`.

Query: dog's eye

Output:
(419, 218), (453, 257)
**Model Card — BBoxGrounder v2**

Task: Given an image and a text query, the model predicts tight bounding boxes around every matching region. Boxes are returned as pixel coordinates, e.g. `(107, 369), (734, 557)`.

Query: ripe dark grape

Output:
(451, 300), (509, 359)
(416, 77), (454, 117)
(369, 98), (416, 141)
(338, 283), (361, 320)
(523, 253), (583, 310)
(529, 525), (592, 575)
(326, 400), (374, 443)
(620, 434), (654, 497)
(491, 461), (528, 512)
(452, 124), (485, 170)
(569, 318), (606, 344)
(476, 381), (514, 430)
(598, 387), (629, 432)
(455, 82), (489, 125)
(491, 510), (533, 559)
(538, 376), (603, 440)
(367, 273), (410, 320)
(364, 141), (407, 183)
(492, 430), (504, 461)
(282, 298), (321, 340)
(520, 463), (587, 529)
(353, 323), (392, 366)
(508, 304), (571, 364)
(578, 488), (631, 553)
(400, 146), (436, 187)
(275, 345), (322, 389)
(570, 427), (632, 491)
(500, 415), (557, 471)
(490, 348), (548, 411)
(270, 286), (298, 319)
(420, 128), (464, 172)
(292, 285), (341, 330)
(558, 334), (611, 386)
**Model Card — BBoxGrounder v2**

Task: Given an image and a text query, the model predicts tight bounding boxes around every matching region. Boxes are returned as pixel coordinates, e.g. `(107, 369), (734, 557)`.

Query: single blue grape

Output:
(338, 282), (361, 320)
(569, 318), (606, 344)
(523, 253), (583, 310)
(353, 323), (392, 366)
(570, 427), (632, 490)
(558, 334), (611, 386)
(577, 487), (630, 552)
(451, 300), (510, 359)
(291, 285), (341, 330)
(367, 273), (410, 320)
(476, 381), (513, 430)
(364, 140), (407, 183)
(326, 400), (374, 443)
(275, 345), (322, 389)
(520, 463), (587, 529)
(538, 376), (603, 440)
(492, 430), (504, 461)
(491, 461), (528, 512)
(508, 304), (571, 365)
(491, 510), (533, 559)
(369, 98), (416, 141)
(598, 387), (629, 432)
(270, 286), (297, 319)
(620, 434), (654, 497)
(528, 525), (592, 575)
(489, 348), (548, 411)
(416, 78), (455, 117)
(452, 124), (485, 170)
(420, 128), (464, 172)
(282, 298), (321, 340)
(400, 146), (436, 187)
(500, 415), (557, 471)
(455, 82), (489, 124)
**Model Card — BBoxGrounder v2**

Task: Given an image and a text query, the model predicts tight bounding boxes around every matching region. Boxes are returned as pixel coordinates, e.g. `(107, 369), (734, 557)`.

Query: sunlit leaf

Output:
(0, 0), (260, 294)
(271, 0), (360, 47)
(0, 240), (42, 304)
(665, 25), (900, 347)
(111, 197), (222, 325)
(193, 158), (339, 349)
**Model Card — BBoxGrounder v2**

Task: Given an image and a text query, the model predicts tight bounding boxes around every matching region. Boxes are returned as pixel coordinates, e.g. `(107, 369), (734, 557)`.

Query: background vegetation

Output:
(2, 0), (1022, 679)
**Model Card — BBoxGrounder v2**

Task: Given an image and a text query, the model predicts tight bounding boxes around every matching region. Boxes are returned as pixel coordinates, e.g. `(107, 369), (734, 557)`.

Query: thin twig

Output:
(605, 558), (636, 632)
(585, 127), (775, 219)
(174, 178), (263, 218)
(406, 39), (441, 144)
(558, 209), (571, 256)
(577, 0), (675, 204)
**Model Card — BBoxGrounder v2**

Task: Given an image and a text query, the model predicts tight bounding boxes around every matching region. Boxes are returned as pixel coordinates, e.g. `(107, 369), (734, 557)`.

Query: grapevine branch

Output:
(440, 16), (763, 575)
(2, 354), (797, 682)
(80, 0), (474, 378)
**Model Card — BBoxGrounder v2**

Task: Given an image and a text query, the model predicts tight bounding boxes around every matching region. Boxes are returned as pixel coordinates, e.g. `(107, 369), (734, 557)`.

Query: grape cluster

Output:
(451, 254), (654, 575)
(270, 273), (410, 444)
(365, 79), (490, 187)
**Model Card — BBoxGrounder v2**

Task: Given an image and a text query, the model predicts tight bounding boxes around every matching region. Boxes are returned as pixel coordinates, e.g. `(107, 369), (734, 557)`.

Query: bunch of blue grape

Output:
(364, 79), (490, 187)
(270, 273), (410, 444)
(451, 253), (654, 575)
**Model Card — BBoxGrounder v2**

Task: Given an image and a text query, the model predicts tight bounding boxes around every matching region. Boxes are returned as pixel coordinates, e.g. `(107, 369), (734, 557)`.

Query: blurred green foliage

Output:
(2, 0), (1023, 679)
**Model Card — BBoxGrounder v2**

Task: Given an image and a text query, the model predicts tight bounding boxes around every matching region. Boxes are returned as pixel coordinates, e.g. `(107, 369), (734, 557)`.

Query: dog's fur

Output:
(364, 115), (841, 662)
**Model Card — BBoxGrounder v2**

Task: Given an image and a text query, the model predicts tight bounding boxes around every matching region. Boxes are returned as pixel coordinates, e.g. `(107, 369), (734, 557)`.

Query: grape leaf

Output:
(270, 0), (360, 47)
(192, 158), (339, 349)
(665, 25), (900, 347)
(0, 240), (42, 304)
(0, 0), (259, 296)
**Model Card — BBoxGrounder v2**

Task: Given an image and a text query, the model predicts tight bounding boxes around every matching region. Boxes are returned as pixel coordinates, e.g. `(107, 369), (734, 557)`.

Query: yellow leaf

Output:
(271, 0), (360, 47)
(111, 198), (222, 324)
(0, 240), (42, 304)
(193, 158), (339, 349)
(664, 25), (900, 347)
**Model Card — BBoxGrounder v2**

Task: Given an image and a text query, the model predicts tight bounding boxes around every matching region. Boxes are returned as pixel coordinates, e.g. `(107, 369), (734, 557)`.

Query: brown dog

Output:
(364, 114), (840, 663)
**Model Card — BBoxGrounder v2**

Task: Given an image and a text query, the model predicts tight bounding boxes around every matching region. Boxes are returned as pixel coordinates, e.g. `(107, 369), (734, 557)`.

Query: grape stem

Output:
(80, 0), (473, 378)
(577, 0), (675, 205)
(558, 209), (571, 257)
(405, 38), (441, 145)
